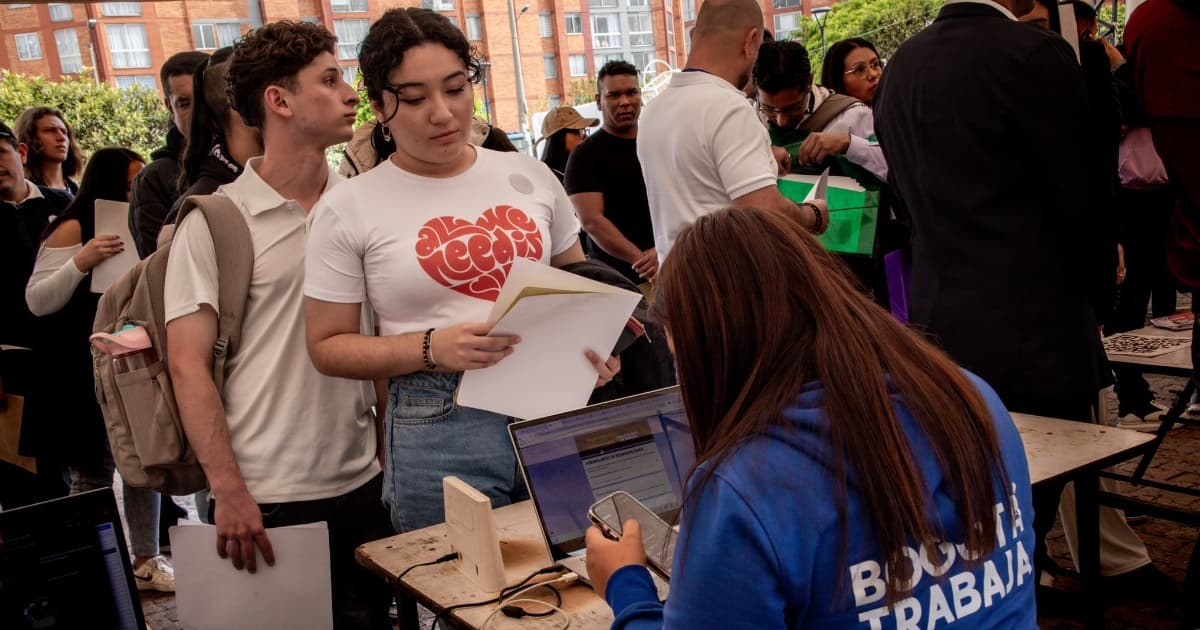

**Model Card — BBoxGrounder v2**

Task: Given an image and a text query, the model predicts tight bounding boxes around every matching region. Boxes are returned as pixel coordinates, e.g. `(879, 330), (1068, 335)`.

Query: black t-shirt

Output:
(563, 129), (655, 284)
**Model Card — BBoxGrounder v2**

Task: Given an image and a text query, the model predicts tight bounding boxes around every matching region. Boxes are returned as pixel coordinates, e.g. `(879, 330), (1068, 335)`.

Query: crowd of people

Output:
(0, 0), (1197, 627)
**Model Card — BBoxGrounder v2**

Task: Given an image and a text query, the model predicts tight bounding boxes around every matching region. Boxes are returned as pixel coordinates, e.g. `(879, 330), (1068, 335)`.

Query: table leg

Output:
(1075, 472), (1103, 629)
(394, 585), (420, 630)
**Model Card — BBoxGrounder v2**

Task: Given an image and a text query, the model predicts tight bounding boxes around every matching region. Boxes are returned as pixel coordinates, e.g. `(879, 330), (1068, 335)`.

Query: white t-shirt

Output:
(305, 148), (581, 336)
(637, 70), (779, 262)
(164, 158), (379, 504)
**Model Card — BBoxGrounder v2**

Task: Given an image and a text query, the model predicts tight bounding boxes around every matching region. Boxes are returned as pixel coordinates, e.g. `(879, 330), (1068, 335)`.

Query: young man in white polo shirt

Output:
(164, 22), (392, 629)
(637, 0), (827, 262)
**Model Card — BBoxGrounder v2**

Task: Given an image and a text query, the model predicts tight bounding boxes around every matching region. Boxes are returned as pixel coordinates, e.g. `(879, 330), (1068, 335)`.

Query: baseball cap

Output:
(0, 120), (15, 143)
(539, 106), (599, 140)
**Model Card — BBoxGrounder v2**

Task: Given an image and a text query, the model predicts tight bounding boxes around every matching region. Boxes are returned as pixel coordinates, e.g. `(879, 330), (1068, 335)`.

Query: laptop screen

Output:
(0, 488), (146, 630)
(510, 387), (693, 557)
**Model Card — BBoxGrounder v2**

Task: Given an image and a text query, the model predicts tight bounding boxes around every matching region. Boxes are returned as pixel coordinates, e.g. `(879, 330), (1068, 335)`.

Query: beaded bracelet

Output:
(422, 328), (438, 371)
(802, 202), (824, 234)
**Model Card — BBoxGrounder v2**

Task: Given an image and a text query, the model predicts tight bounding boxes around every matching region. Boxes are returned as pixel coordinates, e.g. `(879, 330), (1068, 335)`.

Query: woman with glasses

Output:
(755, 40), (887, 182)
(821, 38), (884, 106)
(303, 7), (620, 534)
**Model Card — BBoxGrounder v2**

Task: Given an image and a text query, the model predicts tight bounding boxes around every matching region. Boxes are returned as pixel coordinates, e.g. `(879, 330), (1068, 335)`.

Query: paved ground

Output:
(134, 335), (1200, 629)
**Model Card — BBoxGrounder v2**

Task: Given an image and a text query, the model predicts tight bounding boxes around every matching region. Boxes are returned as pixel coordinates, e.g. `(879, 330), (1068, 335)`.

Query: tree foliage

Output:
(788, 0), (944, 77)
(0, 70), (169, 160)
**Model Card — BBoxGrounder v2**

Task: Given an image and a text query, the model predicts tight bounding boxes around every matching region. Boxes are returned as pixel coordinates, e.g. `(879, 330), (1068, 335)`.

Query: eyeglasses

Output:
(844, 59), (884, 77)
(757, 96), (808, 119)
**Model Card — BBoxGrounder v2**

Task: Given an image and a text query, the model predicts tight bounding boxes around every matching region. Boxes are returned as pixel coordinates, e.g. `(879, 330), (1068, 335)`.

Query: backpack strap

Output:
(173, 195), (254, 391)
(799, 93), (863, 133)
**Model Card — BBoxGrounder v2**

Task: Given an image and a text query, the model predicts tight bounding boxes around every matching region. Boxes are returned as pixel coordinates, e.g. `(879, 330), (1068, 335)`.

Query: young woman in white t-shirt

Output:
(303, 7), (618, 533)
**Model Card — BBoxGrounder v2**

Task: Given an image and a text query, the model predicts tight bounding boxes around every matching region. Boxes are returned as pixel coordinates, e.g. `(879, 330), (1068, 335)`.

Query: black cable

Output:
(501, 584), (562, 618)
(396, 552), (458, 582)
(431, 563), (569, 629)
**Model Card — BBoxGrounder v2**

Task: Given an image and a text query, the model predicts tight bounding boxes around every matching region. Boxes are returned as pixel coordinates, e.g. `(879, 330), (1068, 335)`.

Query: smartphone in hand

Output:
(588, 491), (677, 580)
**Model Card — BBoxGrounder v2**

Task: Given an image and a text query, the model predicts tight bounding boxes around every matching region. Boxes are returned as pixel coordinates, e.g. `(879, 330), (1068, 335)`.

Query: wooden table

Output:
(1104, 325), (1192, 377)
(1103, 325), (1196, 485)
(358, 415), (1154, 630)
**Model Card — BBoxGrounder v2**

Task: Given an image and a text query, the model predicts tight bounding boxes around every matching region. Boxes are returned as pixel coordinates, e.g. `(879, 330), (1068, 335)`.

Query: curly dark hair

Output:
(819, 38), (878, 94)
(15, 106), (84, 183)
(359, 8), (482, 122)
(598, 60), (638, 86)
(226, 21), (336, 129)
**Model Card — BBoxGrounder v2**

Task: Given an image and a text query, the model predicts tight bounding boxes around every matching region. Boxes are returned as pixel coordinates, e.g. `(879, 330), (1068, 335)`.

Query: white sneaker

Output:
(1187, 392), (1200, 418)
(133, 555), (175, 592)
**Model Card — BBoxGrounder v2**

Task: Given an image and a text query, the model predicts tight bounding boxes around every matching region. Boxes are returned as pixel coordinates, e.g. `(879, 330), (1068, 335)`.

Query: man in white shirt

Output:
(637, 0), (827, 262)
(164, 22), (392, 629)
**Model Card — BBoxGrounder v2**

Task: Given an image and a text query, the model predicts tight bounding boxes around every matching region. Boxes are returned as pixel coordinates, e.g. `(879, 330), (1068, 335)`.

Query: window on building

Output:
(7, 4), (33, 8)
(548, 94), (561, 109)
(115, 75), (156, 91)
(15, 33), (42, 61)
(334, 19), (370, 60)
(682, 0), (695, 21)
(543, 54), (558, 79)
(773, 0), (800, 7)
(446, 15), (459, 27)
(466, 14), (482, 40)
(628, 13), (653, 47)
(632, 51), (654, 73)
(48, 3), (73, 22)
(591, 14), (622, 49)
(192, 23), (242, 50)
(101, 2), (142, 17)
(539, 12), (554, 37)
(331, 0), (368, 12)
(594, 53), (624, 70)
(590, 0), (618, 8)
(342, 65), (359, 86)
(773, 12), (801, 40)
(421, 0), (455, 9)
(55, 29), (82, 73)
(107, 23), (151, 68)
(565, 13), (583, 35)
(628, 0), (649, 7)
(569, 54), (587, 77)
(665, 10), (675, 49)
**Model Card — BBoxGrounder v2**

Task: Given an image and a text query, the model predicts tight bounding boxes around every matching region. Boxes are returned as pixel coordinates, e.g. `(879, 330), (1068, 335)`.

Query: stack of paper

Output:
(457, 259), (643, 420)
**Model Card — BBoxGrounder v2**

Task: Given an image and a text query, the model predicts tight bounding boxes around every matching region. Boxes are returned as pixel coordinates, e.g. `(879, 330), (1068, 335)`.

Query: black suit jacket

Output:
(874, 2), (1115, 414)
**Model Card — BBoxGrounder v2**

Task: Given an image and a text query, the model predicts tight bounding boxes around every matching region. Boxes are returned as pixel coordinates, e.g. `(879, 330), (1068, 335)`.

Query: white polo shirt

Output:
(164, 158), (379, 504)
(637, 70), (779, 262)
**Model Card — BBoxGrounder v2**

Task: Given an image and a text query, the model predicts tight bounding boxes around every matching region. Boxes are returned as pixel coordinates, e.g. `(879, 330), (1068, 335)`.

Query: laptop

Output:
(509, 386), (693, 591)
(0, 488), (147, 630)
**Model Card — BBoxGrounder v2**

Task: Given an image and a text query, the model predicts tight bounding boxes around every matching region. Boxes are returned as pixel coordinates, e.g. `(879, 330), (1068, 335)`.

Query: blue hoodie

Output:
(605, 373), (1036, 629)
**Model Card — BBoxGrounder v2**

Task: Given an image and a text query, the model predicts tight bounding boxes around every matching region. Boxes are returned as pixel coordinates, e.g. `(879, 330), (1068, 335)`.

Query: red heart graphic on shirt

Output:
(416, 206), (544, 301)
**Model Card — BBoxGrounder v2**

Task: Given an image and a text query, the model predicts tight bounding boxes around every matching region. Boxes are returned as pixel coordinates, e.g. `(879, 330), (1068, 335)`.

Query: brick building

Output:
(1, 0), (836, 133)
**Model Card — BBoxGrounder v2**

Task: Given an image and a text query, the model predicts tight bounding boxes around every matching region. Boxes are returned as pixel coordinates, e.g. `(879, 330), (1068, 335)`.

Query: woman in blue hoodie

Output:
(585, 206), (1037, 629)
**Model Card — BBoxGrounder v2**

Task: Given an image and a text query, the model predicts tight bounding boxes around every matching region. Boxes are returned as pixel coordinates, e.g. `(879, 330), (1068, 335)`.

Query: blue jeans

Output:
(384, 371), (528, 532)
(68, 446), (160, 558)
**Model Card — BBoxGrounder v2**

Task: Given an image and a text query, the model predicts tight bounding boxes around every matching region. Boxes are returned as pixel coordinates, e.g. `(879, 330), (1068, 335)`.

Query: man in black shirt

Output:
(0, 119), (71, 509)
(564, 61), (657, 288)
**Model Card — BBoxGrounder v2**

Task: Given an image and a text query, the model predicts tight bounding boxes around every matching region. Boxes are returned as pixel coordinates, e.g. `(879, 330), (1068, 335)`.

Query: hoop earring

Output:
(381, 124), (392, 142)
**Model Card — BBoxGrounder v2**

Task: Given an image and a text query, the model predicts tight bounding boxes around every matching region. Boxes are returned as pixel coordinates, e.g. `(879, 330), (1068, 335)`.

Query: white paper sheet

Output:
(170, 522), (333, 630)
(91, 199), (141, 293)
(1058, 3), (1081, 63)
(802, 167), (830, 203)
(488, 258), (635, 322)
(459, 291), (642, 420)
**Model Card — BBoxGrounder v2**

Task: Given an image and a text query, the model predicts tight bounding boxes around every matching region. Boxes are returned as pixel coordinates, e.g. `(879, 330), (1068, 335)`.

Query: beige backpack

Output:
(91, 195), (252, 495)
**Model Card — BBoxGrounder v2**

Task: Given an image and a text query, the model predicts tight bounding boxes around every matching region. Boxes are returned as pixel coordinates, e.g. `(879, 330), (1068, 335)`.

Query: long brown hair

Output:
(15, 106), (84, 183)
(652, 207), (1010, 602)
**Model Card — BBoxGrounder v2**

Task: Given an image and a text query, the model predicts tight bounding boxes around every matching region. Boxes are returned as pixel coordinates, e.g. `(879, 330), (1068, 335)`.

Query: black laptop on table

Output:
(508, 386), (693, 584)
(0, 488), (146, 630)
